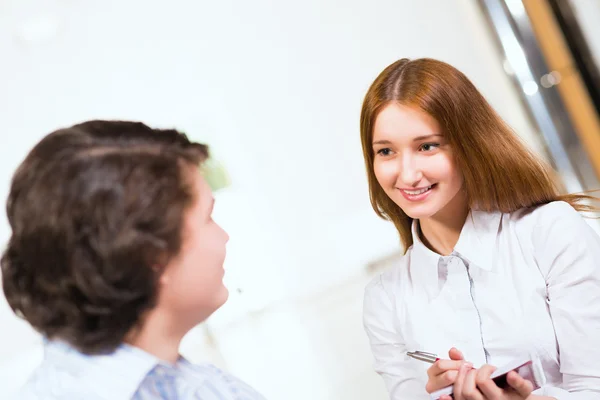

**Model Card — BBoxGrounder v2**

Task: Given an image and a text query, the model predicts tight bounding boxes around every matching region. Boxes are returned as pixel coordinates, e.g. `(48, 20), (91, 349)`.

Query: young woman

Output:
(361, 58), (600, 400)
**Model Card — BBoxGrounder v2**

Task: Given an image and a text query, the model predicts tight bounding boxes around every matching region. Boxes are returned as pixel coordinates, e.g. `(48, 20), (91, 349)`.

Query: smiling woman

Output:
(360, 58), (600, 400)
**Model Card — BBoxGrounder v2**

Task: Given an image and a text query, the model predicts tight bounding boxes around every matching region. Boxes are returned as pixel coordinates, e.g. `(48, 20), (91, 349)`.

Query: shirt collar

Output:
(409, 210), (502, 296)
(454, 210), (503, 270)
(44, 340), (164, 399)
(410, 221), (441, 292)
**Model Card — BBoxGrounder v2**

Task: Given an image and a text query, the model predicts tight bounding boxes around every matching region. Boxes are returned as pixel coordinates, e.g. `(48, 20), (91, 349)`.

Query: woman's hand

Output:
(426, 347), (471, 393)
(440, 364), (535, 400)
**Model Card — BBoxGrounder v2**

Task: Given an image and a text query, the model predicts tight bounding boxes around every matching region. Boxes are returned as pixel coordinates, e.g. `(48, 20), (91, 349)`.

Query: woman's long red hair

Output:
(360, 58), (596, 251)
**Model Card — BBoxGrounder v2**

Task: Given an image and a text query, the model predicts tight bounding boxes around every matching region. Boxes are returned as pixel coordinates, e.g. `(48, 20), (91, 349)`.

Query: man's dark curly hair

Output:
(1, 120), (208, 354)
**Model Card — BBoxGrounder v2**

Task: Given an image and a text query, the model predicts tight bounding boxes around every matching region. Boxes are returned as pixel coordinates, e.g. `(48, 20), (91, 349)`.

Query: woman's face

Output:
(372, 103), (465, 221)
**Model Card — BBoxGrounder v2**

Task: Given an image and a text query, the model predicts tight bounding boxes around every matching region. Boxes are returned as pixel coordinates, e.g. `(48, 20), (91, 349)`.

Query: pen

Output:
(407, 351), (440, 363)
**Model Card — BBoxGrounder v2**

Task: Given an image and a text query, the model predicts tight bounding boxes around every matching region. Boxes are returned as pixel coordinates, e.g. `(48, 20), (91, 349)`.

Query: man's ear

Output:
(152, 252), (172, 285)
(157, 265), (171, 285)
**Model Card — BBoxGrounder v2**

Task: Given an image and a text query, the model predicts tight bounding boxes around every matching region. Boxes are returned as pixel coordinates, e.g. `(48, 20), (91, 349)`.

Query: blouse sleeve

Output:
(532, 201), (600, 399)
(363, 274), (429, 399)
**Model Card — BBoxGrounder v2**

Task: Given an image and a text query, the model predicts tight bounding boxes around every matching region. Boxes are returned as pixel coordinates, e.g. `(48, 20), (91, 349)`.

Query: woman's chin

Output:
(400, 204), (440, 220)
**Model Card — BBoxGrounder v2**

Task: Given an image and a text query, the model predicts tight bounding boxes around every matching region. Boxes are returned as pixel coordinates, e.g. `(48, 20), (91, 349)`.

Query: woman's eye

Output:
(420, 143), (440, 152)
(376, 148), (392, 156)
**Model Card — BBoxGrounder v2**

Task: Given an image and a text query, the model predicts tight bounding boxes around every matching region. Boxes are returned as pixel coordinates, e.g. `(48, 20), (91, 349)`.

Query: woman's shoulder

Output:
(507, 200), (582, 228)
(364, 249), (412, 300)
(505, 201), (599, 251)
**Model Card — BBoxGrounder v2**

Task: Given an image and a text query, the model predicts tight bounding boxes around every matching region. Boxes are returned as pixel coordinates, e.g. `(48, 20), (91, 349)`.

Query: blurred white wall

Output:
(0, 0), (543, 379)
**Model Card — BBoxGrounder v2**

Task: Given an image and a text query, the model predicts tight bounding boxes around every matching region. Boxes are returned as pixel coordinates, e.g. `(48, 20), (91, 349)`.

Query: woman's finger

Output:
(449, 347), (464, 361)
(462, 368), (484, 400)
(475, 365), (502, 399)
(426, 369), (459, 393)
(452, 362), (472, 400)
(427, 359), (469, 378)
(506, 370), (534, 398)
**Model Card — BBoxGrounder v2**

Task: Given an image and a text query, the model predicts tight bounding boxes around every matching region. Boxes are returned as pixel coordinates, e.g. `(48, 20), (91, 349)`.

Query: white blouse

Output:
(363, 201), (600, 400)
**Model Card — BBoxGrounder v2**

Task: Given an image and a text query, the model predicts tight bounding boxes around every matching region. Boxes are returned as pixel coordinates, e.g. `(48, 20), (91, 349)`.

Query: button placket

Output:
(443, 257), (471, 305)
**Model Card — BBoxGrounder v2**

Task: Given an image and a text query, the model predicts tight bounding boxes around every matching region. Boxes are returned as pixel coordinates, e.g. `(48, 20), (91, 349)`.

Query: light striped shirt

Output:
(18, 340), (266, 399)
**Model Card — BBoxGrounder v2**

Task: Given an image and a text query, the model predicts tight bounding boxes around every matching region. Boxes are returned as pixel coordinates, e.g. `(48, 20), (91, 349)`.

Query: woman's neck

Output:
(418, 191), (469, 256)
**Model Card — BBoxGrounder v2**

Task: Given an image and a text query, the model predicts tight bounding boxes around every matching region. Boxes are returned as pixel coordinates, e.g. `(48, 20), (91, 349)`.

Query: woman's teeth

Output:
(403, 185), (432, 195)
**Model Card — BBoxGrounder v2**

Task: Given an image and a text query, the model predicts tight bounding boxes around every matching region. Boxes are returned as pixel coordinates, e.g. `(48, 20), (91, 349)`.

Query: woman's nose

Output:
(399, 156), (423, 187)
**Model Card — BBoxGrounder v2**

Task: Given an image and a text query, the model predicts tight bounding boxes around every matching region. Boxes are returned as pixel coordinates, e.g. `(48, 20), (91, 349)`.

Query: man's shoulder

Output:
(17, 360), (92, 400)
(178, 358), (266, 399)
(18, 341), (157, 400)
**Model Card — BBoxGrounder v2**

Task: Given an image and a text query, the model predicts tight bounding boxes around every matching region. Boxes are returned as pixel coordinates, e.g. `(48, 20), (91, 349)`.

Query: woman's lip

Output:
(397, 184), (436, 201)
